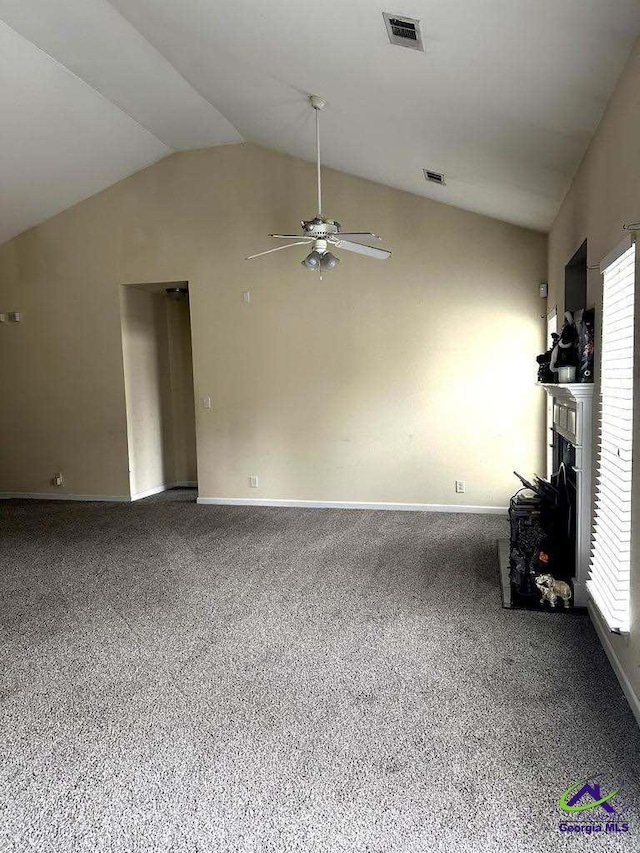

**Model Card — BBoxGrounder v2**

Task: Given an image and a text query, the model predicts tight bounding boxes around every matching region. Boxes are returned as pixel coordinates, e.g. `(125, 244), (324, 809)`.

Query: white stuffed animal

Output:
(534, 574), (572, 609)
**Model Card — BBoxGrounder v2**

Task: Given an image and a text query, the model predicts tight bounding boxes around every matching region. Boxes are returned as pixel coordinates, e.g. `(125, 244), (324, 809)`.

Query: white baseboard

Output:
(0, 492), (130, 502)
(0, 490), (502, 516)
(196, 497), (507, 514)
(1, 481), (199, 503)
(131, 481), (198, 501)
(588, 600), (640, 728)
(130, 484), (167, 501)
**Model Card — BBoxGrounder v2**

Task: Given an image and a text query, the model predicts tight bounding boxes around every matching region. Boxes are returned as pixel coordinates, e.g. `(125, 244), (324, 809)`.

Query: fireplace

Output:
(498, 382), (593, 609)
(539, 383), (593, 606)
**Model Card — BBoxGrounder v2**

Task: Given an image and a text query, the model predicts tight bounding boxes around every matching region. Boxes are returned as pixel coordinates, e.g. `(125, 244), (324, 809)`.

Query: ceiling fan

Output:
(246, 95), (391, 276)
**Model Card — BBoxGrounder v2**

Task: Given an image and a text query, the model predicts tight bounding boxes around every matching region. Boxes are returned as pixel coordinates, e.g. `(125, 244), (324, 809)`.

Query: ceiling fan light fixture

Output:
(320, 251), (340, 270)
(302, 250), (322, 269)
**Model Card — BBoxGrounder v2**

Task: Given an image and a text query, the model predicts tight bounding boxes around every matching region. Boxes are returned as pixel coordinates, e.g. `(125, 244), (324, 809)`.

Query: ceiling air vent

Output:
(383, 13), (424, 51)
(423, 169), (446, 186)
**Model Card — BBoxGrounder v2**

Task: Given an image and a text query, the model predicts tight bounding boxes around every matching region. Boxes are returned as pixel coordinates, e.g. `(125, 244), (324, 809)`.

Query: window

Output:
(588, 239), (636, 633)
(565, 239), (587, 314)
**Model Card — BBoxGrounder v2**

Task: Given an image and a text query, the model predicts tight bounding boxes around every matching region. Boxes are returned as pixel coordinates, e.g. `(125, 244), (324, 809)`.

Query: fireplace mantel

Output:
(538, 382), (594, 607)
(538, 382), (595, 402)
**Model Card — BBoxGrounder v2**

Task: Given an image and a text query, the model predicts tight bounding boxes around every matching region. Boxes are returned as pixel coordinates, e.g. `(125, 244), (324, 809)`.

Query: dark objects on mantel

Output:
(536, 307), (594, 385)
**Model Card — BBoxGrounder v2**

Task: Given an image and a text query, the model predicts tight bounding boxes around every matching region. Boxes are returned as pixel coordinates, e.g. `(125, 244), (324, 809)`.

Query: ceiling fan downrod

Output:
(310, 95), (326, 219)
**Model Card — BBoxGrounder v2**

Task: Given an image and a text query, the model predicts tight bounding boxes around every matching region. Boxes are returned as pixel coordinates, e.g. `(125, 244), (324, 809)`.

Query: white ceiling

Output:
(1, 0), (639, 243)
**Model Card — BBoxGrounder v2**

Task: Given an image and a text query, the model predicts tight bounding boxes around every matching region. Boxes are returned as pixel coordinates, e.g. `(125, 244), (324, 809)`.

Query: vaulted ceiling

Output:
(1, 0), (639, 244)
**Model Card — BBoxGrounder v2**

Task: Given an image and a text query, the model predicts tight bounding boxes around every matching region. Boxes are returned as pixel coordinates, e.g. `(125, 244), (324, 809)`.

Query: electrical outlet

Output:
(455, 480), (465, 494)
(249, 475), (259, 488)
(52, 472), (63, 487)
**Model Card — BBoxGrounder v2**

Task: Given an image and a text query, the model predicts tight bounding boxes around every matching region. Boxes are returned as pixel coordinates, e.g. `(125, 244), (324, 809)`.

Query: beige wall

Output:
(0, 142), (546, 507)
(548, 38), (640, 701)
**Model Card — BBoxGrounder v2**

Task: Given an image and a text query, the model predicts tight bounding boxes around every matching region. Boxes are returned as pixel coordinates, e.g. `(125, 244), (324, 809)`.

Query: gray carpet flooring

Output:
(1, 490), (639, 852)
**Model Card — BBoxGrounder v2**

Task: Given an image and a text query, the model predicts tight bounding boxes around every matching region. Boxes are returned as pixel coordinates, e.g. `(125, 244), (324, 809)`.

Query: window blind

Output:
(588, 239), (636, 633)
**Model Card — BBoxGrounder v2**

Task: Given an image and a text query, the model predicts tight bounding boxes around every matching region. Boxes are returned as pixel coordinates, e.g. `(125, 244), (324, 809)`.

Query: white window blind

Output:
(588, 239), (636, 633)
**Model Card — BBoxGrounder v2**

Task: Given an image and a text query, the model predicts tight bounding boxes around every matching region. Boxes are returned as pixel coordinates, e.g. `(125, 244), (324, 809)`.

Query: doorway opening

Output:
(119, 281), (197, 501)
(564, 239), (587, 313)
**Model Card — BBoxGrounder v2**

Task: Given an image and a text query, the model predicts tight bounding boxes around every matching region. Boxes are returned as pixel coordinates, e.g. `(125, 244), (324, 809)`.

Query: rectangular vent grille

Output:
(390, 18), (417, 40)
(423, 169), (446, 185)
(383, 13), (424, 51)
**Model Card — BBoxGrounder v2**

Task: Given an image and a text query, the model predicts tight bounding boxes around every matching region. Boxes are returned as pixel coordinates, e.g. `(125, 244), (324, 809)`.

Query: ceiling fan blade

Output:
(269, 234), (310, 239)
(334, 232), (382, 243)
(246, 241), (312, 260)
(332, 240), (391, 260)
